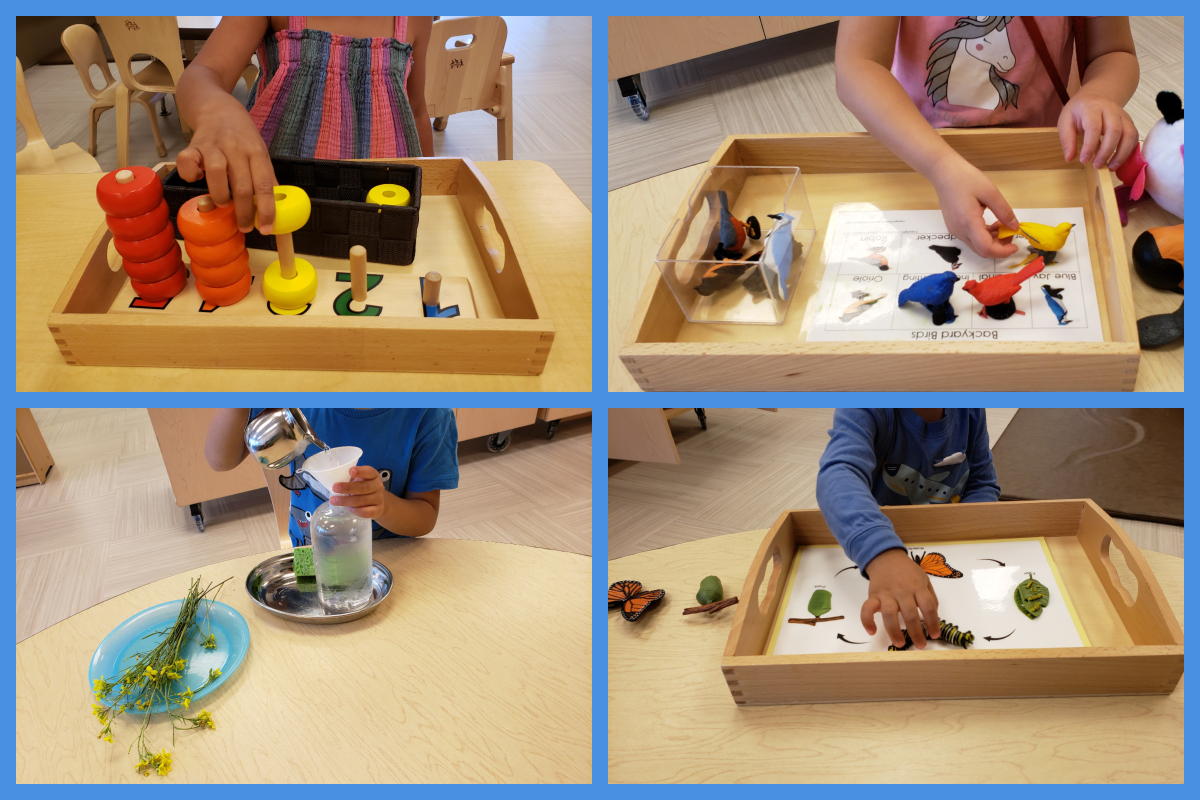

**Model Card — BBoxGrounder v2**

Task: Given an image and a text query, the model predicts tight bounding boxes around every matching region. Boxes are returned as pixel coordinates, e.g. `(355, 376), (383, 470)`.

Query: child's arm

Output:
(175, 17), (278, 234)
(816, 409), (940, 647)
(331, 467), (440, 536)
(1059, 18), (1140, 168)
(835, 17), (1020, 259)
(406, 16), (436, 157)
(959, 409), (1001, 502)
(205, 409), (252, 471)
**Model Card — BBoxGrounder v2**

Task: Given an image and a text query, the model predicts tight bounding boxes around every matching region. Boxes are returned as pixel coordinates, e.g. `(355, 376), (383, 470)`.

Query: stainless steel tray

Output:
(245, 552), (392, 624)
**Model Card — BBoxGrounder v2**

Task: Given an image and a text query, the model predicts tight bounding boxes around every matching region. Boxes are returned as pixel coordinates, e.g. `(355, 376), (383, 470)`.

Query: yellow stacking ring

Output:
(262, 258), (318, 313)
(366, 183), (412, 207)
(257, 185), (312, 234)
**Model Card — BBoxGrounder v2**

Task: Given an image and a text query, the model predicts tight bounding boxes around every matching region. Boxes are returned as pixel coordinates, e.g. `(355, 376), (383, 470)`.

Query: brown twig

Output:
(788, 615), (845, 626)
(682, 597), (740, 615)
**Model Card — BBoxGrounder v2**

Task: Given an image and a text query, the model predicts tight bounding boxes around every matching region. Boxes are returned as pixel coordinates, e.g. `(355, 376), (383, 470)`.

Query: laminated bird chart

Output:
(806, 206), (1104, 342)
(767, 539), (1089, 655)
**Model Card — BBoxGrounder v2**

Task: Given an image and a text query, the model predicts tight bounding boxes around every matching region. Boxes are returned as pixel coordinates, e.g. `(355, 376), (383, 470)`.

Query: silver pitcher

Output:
(244, 408), (331, 469)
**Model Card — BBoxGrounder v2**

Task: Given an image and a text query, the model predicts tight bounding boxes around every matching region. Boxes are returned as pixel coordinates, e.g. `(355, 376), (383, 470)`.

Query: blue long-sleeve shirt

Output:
(815, 409), (1000, 570)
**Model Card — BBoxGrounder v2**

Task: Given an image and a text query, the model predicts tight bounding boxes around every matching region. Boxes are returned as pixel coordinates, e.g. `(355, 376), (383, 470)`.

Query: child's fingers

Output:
(201, 151), (232, 209)
(1077, 108), (1103, 165)
(917, 588), (939, 639)
(1111, 116), (1140, 170)
(176, 146), (205, 182)
(963, 217), (1014, 260)
(979, 183), (1019, 232)
(900, 599), (927, 649)
(349, 466), (379, 480)
(860, 596), (881, 635)
(1095, 111), (1124, 168)
(250, 150), (278, 234)
(879, 597), (906, 648)
(226, 158), (258, 233)
(1058, 113), (1079, 163)
(332, 479), (380, 496)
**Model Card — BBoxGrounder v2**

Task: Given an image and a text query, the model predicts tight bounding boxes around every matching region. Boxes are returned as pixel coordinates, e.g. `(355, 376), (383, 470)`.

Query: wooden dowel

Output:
(115, 169), (134, 185)
(423, 271), (442, 306)
(277, 233), (296, 280)
(198, 196), (215, 213)
(787, 615), (845, 626)
(682, 597), (739, 615)
(349, 245), (367, 303)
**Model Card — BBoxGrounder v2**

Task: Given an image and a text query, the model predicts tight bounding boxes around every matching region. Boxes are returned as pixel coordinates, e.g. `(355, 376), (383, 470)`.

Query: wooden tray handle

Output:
(725, 516), (794, 657)
(1078, 503), (1183, 646)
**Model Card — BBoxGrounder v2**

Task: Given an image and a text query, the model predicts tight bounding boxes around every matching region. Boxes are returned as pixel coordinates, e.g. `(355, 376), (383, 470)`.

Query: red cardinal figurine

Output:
(962, 257), (1047, 319)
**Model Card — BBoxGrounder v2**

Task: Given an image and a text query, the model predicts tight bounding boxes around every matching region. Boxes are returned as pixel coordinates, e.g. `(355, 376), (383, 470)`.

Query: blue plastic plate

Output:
(89, 600), (249, 713)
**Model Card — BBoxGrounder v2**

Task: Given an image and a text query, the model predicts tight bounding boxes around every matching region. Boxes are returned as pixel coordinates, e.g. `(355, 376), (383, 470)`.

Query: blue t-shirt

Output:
(249, 409), (459, 545)
(815, 409), (1000, 570)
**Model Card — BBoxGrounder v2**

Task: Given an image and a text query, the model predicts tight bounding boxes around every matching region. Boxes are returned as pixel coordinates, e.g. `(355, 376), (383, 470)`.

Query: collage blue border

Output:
(6, 1), (1196, 790)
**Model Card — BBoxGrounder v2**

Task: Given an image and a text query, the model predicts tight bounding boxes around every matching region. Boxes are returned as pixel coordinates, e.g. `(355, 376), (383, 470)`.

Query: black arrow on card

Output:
(984, 629), (1015, 642)
(978, 558), (1006, 566)
(835, 566), (858, 577)
(837, 633), (868, 644)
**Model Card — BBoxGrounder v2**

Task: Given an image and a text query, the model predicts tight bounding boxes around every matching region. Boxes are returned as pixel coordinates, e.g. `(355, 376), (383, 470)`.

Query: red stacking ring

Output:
(130, 264), (187, 302)
(96, 166), (163, 218)
(106, 199), (170, 241)
(123, 241), (183, 284)
(196, 269), (251, 306)
(112, 223), (176, 263)
(190, 249), (250, 288)
(185, 231), (246, 267)
(177, 195), (240, 245)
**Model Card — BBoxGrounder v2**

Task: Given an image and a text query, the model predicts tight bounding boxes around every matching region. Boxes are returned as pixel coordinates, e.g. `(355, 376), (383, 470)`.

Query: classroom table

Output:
(16, 538), (591, 783)
(17, 160), (591, 392)
(608, 165), (1183, 392)
(608, 529), (1184, 783)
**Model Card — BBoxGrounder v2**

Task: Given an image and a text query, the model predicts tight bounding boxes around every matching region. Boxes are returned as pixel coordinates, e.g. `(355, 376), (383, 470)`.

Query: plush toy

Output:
(1115, 91), (1184, 223)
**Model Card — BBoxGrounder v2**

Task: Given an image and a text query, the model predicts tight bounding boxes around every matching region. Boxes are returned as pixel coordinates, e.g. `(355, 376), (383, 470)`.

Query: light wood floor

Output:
(18, 16), (591, 209)
(16, 409), (591, 642)
(608, 408), (1184, 562)
(609, 17), (1185, 189)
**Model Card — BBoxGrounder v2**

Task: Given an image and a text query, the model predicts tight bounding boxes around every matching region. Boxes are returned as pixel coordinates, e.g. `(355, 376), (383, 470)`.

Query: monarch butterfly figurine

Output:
(609, 580), (666, 622)
(910, 550), (964, 578)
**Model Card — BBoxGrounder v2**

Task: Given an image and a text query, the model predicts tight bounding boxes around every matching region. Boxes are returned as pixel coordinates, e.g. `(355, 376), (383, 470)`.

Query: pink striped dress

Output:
(246, 16), (422, 159)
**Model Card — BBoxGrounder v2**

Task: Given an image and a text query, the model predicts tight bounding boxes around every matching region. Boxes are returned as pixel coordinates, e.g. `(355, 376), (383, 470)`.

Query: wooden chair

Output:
(96, 16), (189, 168)
(425, 16), (515, 160)
(61, 24), (167, 160)
(15, 57), (102, 175)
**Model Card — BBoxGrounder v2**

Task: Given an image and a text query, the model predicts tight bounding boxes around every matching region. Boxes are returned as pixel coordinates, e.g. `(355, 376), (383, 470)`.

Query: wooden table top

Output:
(608, 529), (1184, 783)
(18, 160), (590, 391)
(17, 538), (591, 783)
(608, 165), (1183, 392)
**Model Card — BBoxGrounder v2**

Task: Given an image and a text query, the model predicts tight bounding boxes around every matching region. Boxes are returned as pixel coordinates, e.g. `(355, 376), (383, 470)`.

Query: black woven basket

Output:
(162, 156), (422, 266)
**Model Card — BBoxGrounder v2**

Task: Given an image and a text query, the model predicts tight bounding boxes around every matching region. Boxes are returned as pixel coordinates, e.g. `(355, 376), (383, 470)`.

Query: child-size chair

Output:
(15, 56), (101, 175)
(61, 23), (167, 160)
(425, 16), (515, 160)
(95, 16), (189, 168)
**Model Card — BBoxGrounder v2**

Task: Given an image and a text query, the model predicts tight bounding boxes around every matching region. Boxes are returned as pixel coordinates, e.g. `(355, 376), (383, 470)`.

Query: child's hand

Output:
(928, 155), (1021, 260)
(861, 548), (941, 649)
(330, 466), (389, 520)
(176, 93), (278, 234)
(1058, 89), (1140, 170)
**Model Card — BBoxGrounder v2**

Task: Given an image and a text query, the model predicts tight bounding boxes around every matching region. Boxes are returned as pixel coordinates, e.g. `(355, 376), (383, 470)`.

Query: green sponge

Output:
(296, 576), (317, 593)
(293, 545), (315, 578)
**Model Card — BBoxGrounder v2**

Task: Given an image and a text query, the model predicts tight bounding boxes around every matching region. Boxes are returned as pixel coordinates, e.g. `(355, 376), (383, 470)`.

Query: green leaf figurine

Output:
(807, 589), (832, 618)
(1015, 574), (1050, 619)
(696, 576), (723, 606)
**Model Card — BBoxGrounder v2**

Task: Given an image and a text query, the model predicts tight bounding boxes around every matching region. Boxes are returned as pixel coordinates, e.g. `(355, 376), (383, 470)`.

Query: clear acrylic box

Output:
(654, 165), (816, 324)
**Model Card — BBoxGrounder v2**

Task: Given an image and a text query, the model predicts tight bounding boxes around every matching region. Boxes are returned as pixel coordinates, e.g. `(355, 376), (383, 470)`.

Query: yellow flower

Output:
(211, 668), (221, 678)
(178, 696), (191, 709)
(203, 634), (217, 650)
(135, 757), (151, 775)
(92, 703), (108, 722)
(144, 666), (158, 679)
(155, 749), (173, 776)
(98, 731), (114, 743)
(93, 678), (107, 696)
(195, 710), (214, 729)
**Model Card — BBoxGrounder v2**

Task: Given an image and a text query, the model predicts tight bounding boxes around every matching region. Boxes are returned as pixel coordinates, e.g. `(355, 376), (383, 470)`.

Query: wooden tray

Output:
(48, 158), (554, 375)
(723, 500), (1183, 705)
(622, 131), (1139, 391)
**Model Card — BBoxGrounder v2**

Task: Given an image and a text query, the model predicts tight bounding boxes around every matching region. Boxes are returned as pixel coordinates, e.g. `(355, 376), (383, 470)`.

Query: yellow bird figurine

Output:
(998, 222), (1075, 268)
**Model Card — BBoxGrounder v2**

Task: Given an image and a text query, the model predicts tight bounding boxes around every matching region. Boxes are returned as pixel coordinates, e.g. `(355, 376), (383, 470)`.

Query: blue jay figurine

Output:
(760, 212), (796, 300)
(898, 270), (960, 325)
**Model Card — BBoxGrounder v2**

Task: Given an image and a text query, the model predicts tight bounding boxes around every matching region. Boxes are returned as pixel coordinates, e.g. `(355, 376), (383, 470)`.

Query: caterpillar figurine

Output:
(887, 620), (975, 651)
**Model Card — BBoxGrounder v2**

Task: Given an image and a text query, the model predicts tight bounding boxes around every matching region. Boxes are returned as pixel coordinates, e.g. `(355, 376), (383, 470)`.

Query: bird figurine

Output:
(694, 252), (761, 296)
(897, 270), (960, 325)
(715, 190), (761, 259)
(760, 212), (796, 300)
(998, 222), (1075, 268)
(1040, 285), (1072, 325)
(962, 257), (1047, 319)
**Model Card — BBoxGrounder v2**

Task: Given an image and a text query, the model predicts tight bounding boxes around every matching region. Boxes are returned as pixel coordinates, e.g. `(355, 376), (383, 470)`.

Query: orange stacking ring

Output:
(112, 223), (176, 262)
(123, 241), (183, 284)
(196, 268), (252, 306)
(96, 167), (163, 218)
(131, 264), (187, 301)
(177, 195), (240, 245)
(106, 199), (169, 241)
(190, 249), (250, 288)
(185, 231), (246, 268)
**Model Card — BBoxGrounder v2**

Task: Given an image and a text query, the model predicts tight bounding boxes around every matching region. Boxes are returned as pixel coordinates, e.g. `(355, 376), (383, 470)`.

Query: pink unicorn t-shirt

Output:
(892, 16), (1074, 128)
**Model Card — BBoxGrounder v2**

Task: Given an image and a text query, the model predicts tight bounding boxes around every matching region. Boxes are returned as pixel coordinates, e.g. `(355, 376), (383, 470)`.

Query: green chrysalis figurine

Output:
(807, 589), (832, 618)
(696, 576), (723, 606)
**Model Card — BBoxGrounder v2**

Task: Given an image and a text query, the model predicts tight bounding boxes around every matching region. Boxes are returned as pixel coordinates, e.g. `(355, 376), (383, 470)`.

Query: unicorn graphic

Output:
(925, 16), (1020, 111)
